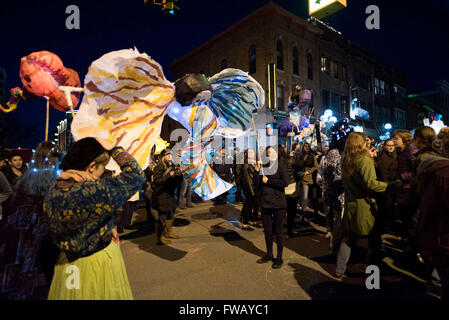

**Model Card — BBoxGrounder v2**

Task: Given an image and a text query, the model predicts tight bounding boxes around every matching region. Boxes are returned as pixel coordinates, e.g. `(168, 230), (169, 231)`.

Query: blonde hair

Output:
(394, 129), (413, 149)
(343, 132), (370, 175)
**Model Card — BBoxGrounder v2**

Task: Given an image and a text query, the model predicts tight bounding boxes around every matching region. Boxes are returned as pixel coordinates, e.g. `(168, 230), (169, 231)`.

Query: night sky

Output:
(1, 0), (448, 148)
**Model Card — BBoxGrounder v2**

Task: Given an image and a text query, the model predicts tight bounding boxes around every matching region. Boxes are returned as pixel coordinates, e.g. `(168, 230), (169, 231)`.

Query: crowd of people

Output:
(0, 122), (448, 300)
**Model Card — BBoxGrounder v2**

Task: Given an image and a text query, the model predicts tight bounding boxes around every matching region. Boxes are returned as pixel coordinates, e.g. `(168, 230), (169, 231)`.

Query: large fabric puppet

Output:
(0, 51), (81, 113)
(71, 48), (264, 200)
(279, 86), (313, 138)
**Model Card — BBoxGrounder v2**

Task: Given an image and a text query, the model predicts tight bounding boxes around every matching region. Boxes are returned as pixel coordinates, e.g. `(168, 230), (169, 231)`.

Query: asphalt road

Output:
(118, 196), (439, 300)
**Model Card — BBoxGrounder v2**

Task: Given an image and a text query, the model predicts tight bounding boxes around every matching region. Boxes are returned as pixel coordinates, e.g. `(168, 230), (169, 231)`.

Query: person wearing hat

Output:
(44, 137), (145, 300)
(151, 148), (183, 245)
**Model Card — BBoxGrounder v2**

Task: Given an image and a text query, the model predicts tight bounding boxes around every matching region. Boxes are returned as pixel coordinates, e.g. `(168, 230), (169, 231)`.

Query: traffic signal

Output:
(162, 0), (179, 15)
(146, 0), (180, 15)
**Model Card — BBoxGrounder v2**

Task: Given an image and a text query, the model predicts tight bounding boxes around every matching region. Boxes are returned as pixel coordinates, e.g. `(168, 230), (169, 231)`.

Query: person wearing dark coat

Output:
(285, 148), (301, 237)
(151, 149), (183, 245)
(375, 139), (399, 237)
(240, 149), (259, 230)
(3, 152), (28, 188)
(143, 157), (156, 223)
(0, 141), (60, 299)
(254, 146), (289, 269)
(211, 147), (233, 205)
(393, 129), (419, 237)
(233, 148), (244, 203)
(416, 153), (449, 300)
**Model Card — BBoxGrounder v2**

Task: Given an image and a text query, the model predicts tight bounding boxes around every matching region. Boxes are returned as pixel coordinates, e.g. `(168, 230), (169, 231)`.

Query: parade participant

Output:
(317, 120), (351, 253)
(144, 156), (156, 223)
(416, 146), (449, 300)
(393, 129), (419, 238)
(178, 150), (193, 209)
(240, 148), (259, 230)
(285, 146), (301, 237)
(335, 133), (391, 278)
(375, 139), (399, 235)
(0, 171), (12, 221)
(255, 146), (289, 269)
(232, 148), (243, 203)
(438, 127), (449, 158)
(0, 154), (6, 172)
(211, 147), (233, 205)
(4, 152), (27, 187)
(0, 142), (60, 299)
(297, 143), (318, 213)
(151, 149), (183, 245)
(45, 137), (145, 299)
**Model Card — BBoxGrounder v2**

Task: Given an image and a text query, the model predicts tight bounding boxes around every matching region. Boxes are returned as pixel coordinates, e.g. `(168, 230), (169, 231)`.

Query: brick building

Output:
(169, 1), (409, 138)
(169, 2), (323, 116)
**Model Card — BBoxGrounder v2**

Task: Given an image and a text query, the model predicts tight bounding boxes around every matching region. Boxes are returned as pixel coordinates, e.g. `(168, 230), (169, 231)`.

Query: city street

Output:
(119, 192), (438, 300)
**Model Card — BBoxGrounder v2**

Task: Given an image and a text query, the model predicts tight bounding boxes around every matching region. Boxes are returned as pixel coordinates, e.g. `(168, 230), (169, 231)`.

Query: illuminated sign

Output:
(309, 0), (347, 19)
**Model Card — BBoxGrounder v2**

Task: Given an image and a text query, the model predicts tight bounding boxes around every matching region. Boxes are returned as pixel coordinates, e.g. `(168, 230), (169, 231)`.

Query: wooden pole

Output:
(45, 97), (50, 141)
(251, 115), (264, 176)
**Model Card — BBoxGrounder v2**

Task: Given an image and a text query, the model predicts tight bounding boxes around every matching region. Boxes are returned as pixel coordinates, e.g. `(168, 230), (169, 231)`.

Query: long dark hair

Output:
(243, 148), (259, 165)
(278, 146), (290, 163)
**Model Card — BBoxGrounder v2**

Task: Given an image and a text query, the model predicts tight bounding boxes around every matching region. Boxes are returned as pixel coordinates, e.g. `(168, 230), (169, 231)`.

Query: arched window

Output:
(249, 45), (256, 74)
(307, 52), (313, 80)
(292, 47), (299, 75)
(276, 40), (284, 70)
(221, 59), (227, 70)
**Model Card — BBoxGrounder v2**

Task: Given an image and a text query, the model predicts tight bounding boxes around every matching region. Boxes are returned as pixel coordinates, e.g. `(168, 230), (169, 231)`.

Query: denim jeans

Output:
(179, 179), (192, 207)
(299, 183), (310, 211)
(336, 233), (375, 274)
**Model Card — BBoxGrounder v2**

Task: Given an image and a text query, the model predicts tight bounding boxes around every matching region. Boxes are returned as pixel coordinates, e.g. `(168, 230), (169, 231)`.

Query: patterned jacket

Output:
(44, 147), (145, 260)
(317, 149), (344, 209)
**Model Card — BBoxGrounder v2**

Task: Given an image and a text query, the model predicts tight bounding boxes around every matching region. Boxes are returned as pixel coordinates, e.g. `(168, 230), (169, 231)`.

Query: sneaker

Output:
(257, 255), (274, 264)
(272, 258), (283, 269)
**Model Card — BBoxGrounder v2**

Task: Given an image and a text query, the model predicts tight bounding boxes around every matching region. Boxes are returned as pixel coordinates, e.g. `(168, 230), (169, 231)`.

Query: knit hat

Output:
(60, 137), (106, 171)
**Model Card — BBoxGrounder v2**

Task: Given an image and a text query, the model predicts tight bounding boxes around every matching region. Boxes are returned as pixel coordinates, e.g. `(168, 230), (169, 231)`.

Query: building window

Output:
(292, 47), (299, 75)
(276, 40), (284, 70)
(394, 108), (407, 129)
(375, 77), (386, 96)
(277, 85), (284, 111)
(331, 61), (339, 79)
(221, 59), (227, 70)
(322, 89), (330, 109)
(331, 92), (340, 111)
(341, 96), (348, 114)
(320, 57), (328, 73)
(249, 45), (256, 74)
(341, 64), (347, 81)
(307, 52), (313, 80)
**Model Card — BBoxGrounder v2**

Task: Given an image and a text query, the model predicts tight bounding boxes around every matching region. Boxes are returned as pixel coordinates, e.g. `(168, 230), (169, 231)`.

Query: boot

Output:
(164, 219), (180, 239)
(157, 221), (171, 245)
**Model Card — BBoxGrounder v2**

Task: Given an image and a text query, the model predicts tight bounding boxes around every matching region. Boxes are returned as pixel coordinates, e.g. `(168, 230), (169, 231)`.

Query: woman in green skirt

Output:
(44, 138), (145, 300)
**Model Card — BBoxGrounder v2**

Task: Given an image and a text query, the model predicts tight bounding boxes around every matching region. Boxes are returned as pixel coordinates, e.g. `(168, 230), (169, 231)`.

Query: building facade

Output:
(408, 80), (449, 128)
(169, 2), (409, 139)
(169, 2), (323, 116)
